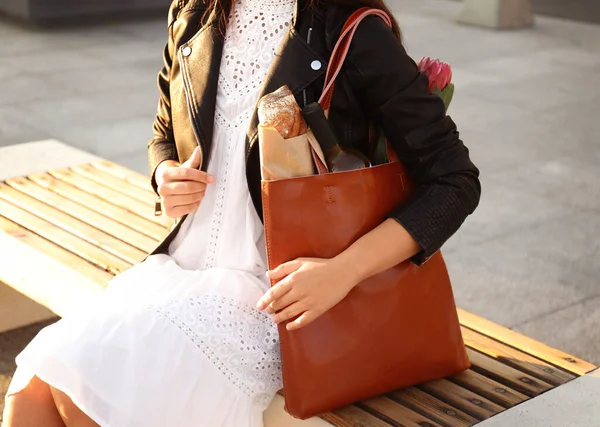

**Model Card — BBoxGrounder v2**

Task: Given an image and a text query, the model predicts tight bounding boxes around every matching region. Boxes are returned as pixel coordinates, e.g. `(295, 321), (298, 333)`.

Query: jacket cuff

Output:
(148, 139), (179, 195)
(387, 184), (462, 266)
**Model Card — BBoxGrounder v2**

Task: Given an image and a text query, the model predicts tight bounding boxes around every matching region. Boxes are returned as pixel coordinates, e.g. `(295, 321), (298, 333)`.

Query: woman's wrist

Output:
(330, 248), (368, 291)
(331, 219), (421, 290)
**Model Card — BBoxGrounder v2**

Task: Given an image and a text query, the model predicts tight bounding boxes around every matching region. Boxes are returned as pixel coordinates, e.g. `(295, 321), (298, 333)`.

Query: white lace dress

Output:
(6, 0), (295, 425)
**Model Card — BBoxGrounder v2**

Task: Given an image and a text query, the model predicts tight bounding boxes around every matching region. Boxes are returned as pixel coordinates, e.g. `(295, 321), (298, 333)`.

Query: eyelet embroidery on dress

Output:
(153, 294), (282, 406)
(214, 108), (252, 131)
(218, 0), (294, 101)
(201, 0), (294, 269)
(202, 127), (233, 269)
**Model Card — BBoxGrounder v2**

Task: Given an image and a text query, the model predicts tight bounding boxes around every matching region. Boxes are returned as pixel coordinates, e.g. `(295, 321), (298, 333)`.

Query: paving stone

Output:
(0, 73), (61, 106)
(50, 115), (155, 159)
(42, 64), (159, 96)
(486, 154), (600, 213)
(6, 48), (105, 75)
(451, 0), (600, 25)
(113, 147), (154, 176)
(78, 38), (166, 65)
(10, 88), (159, 135)
(0, 22), (129, 57)
(442, 174), (571, 248)
(457, 0), (534, 29)
(445, 235), (594, 328)
(515, 296), (600, 365)
(478, 368), (600, 426)
(0, 107), (53, 147)
(486, 210), (600, 286)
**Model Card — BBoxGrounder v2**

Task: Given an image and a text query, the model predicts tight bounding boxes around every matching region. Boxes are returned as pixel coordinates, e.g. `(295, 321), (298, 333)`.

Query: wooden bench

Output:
(0, 141), (597, 427)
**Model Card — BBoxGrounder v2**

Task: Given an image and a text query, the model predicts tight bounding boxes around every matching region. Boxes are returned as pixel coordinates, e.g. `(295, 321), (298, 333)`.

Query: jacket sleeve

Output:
(345, 16), (481, 265)
(147, 1), (181, 196)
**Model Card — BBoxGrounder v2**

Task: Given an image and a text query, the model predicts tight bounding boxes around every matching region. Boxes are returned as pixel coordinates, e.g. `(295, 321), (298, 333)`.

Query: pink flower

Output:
(418, 57), (453, 93)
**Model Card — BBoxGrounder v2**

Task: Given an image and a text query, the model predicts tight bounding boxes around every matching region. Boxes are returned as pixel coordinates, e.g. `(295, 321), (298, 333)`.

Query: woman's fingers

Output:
(163, 167), (214, 185)
(266, 289), (300, 314)
(257, 276), (295, 310)
(161, 188), (205, 218)
(272, 302), (306, 325)
(267, 259), (303, 281)
(163, 191), (206, 209)
(159, 180), (208, 197)
(163, 202), (201, 218)
(286, 311), (319, 331)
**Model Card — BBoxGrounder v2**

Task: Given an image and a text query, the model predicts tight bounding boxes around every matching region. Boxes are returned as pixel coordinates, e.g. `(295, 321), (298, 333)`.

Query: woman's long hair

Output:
(204, 0), (402, 41)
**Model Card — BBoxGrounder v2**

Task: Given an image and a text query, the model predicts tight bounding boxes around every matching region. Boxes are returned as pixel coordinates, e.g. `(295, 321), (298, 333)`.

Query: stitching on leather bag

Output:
(325, 185), (334, 204)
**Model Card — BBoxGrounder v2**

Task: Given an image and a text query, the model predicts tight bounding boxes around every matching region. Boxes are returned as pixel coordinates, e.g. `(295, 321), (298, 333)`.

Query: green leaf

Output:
(440, 83), (454, 112)
(430, 84), (454, 112)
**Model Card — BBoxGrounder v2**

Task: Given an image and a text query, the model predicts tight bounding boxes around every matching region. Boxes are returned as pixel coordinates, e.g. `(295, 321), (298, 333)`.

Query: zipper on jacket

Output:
(154, 196), (163, 216)
(155, 46), (204, 217)
(178, 44), (205, 168)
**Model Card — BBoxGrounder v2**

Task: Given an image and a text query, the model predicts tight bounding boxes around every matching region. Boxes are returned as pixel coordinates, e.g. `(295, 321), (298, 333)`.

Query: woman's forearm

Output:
(334, 218), (421, 286)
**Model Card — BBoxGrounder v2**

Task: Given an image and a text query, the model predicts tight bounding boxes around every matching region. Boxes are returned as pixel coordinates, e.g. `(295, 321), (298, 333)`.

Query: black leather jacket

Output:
(146, 0), (481, 265)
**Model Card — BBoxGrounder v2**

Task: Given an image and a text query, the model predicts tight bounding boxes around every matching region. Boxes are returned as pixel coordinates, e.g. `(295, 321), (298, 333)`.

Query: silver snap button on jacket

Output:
(311, 60), (322, 71)
(182, 46), (192, 57)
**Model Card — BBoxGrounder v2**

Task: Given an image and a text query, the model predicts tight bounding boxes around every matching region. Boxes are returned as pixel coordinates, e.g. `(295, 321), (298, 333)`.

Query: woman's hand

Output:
(156, 147), (214, 218)
(256, 219), (422, 331)
(256, 257), (359, 331)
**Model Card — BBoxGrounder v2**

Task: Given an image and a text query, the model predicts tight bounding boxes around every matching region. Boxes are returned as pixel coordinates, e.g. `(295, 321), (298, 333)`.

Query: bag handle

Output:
(319, 7), (393, 110)
(314, 7), (398, 167)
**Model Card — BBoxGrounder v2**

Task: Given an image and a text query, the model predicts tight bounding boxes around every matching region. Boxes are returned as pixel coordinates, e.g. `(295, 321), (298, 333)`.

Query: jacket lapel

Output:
(178, 9), (226, 169)
(180, 1), (329, 166)
(245, 2), (329, 155)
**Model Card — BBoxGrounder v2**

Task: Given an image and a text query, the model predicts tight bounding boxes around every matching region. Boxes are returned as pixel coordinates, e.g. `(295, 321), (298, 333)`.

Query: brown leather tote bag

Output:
(261, 8), (470, 420)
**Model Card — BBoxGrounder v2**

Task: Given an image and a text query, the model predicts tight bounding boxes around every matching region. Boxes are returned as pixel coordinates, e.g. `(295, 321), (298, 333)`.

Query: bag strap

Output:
(315, 7), (398, 165)
(318, 7), (393, 110)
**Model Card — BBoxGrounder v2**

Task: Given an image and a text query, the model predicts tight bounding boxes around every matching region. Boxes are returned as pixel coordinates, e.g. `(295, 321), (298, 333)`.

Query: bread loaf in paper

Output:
(258, 86), (308, 139)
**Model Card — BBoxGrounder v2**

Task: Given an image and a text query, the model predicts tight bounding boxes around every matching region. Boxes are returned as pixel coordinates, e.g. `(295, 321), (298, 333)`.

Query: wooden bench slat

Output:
(450, 369), (528, 408)
(462, 326), (574, 386)
(49, 168), (172, 228)
(90, 159), (154, 192)
(5, 177), (158, 254)
(0, 215), (114, 286)
(0, 183), (146, 265)
(361, 396), (443, 427)
(458, 308), (596, 376)
(28, 172), (167, 241)
(390, 388), (478, 427)
(420, 378), (505, 421)
(0, 199), (130, 275)
(71, 164), (157, 203)
(467, 349), (552, 397)
(325, 405), (393, 427)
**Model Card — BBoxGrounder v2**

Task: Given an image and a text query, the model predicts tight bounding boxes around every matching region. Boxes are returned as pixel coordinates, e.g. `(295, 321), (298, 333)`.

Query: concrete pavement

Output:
(479, 369), (600, 426)
(449, 0), (600, 24)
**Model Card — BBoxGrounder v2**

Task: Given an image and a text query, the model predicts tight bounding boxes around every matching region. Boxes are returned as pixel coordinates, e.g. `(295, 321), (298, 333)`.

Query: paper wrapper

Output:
(258, 125), (327, 181)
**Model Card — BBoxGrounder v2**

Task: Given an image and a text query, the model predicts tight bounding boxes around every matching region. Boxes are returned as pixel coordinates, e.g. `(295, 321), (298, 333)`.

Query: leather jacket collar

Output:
(176, 0), (329, 171)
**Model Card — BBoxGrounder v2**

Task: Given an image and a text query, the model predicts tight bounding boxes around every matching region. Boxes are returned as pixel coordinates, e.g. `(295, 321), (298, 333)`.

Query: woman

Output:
(2, 0), (480, 425)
